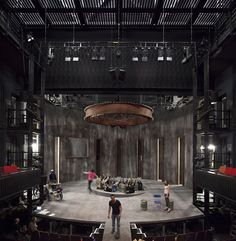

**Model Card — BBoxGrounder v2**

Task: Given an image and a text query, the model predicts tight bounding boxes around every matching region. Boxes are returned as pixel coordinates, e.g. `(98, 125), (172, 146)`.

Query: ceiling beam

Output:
(187, 0), (208, 25)
(151, 0), (164, 25)
(7, 8), (229, 14)
(31, 0), (51, 26)
(74, 0), (86, 26)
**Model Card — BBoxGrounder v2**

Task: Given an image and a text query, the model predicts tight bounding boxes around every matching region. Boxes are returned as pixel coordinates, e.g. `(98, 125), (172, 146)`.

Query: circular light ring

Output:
(84, 102), (154, 126)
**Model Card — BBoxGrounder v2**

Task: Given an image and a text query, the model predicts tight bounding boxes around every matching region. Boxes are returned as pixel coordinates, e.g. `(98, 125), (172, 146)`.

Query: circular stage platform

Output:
(91, 184), (145, 197)
(36, 179), (204, 241)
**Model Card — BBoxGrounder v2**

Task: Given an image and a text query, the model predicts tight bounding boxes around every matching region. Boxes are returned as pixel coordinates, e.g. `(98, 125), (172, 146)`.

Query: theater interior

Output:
(0, 0), (236, 241)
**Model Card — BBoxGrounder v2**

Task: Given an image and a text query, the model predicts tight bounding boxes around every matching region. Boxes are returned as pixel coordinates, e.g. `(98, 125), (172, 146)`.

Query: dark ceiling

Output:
(1, 0), (232, 31)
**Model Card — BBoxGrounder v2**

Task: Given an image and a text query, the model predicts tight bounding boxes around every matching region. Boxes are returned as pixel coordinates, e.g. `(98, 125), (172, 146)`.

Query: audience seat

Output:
(176, 232), (195, 241)
(38, 231), (50, 241)
(60, 234), (71, 241)
(165, 234), (177, 241)
(50, 233), (60, 241)
(71, 234), (81, 241)
(205, 229), (213, 241)
(144, 236), (165, 241)
(195, 231), (205, 241)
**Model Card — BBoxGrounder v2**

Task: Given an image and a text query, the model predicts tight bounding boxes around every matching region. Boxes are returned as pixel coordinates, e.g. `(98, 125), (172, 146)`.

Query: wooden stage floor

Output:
(39, 179), (204, 241)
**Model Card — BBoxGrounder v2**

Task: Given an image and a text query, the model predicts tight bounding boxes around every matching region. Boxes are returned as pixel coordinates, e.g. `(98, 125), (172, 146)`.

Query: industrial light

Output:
(208, 144), (216, 152)
(118, 68), (126, 81)
(99, 47), (106, 61)
(109, 68), (117, 81)
(181, 46), (192, 64)
(65, 46), (71, 62)
(27, 32), (34, 42)
(157, 46), (164, 61)
(209, 90), (219, 105)
(141, 48), (148, 62)
(109, 68), (126, 81)
(91, 47), (98, 61)
(72, 47), (80, 62)
(166, 47), (173, 61)
(132, 47), (139, 61)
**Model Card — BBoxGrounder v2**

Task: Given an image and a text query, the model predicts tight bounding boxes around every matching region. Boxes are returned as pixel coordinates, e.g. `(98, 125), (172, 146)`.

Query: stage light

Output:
(181, 46), (192, 64)
(99, 47), (106, 61)
(118, 68), (126, 81)
(209, 90), (219, 105)
(27, 32), (34, 42)
(166, 47), (173, 61)
(208, 144), (216, 152)
(109, 68), (117, 81)
(91, 47), (98, 61)
(132, 47), (139, 61)
(65, 46), (71, 62)
(157, 46), (164, 61)
(141, 48), (148, 62)
(48, 47), (54, 65)
(72, 47), (80, 62)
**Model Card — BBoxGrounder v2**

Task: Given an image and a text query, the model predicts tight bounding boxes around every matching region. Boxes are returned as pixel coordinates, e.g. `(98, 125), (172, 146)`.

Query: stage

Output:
(38, 179), (204, 241)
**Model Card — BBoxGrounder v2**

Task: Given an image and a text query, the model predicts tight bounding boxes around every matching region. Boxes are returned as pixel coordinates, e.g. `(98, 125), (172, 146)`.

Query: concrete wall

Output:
(44, 102), (193, 187)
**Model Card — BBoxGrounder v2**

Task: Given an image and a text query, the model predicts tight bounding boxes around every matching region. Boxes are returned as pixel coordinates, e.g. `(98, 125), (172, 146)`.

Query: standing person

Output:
(49, 169), (57, 183)
(108, 194), (122, 239)
(83, 169), (97, 193)
(164, 180), (171, 212)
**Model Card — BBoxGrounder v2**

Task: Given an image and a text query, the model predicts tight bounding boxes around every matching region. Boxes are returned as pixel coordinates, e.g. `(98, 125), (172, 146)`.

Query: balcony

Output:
(0, 168), (41, 201)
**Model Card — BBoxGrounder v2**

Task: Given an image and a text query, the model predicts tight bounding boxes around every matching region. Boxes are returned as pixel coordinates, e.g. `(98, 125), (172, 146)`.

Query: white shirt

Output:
(164, 185), (170, 194)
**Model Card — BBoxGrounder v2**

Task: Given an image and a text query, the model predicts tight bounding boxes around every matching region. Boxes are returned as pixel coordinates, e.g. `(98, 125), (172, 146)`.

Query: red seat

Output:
(1, 165), (18, 173)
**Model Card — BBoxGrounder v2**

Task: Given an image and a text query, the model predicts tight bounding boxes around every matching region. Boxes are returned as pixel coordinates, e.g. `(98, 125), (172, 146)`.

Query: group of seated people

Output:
(44, 170), (63, 201)
(11, 216), (39, 241)
(96, 176), (143, 194)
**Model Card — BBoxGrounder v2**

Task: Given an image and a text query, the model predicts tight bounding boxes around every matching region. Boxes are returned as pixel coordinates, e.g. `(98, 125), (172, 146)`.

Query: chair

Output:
(50, 233), (60, 241)
(153, 194), (161, 209)
(71, 234), (82, 241)
(204, 229), (213, 241)
(195, 231), (205, 241)
(60, 234), (71, 241)
(144, 236), (165, 241)
(38, 231), (50, 241)
(176, 232), (195, 241)
(165, 234), (177, 241)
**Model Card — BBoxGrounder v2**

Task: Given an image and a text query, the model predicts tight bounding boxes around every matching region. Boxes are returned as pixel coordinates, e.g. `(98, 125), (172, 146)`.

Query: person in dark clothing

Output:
(108, 194), (122, 239)
(49, 169), (57, 183)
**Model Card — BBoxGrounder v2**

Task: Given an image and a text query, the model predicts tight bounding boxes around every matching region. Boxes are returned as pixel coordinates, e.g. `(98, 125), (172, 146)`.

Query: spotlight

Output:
(91, 47), (98, 61)
(47, 47), (54, 65)
(157, 46), (164, 61)
(118, 68), (126, 81)
(181, 46), (192, 64)
(65, 46), (71, 62)
(209, 90), (219, 105)
(99, 47), (106, 61)
(132, 47), (139, 61)
(109, 68), (117, 81)
(141, 48), (148, 62)
(72, 47), (80, 62)
(166, 47), (173, 61)
(27, 32), (34, 42)
(116, 48), (122, 58)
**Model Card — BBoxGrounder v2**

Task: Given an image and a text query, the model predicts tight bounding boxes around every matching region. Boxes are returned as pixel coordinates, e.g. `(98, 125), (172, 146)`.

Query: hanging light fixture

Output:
(84, 102), (154, 127)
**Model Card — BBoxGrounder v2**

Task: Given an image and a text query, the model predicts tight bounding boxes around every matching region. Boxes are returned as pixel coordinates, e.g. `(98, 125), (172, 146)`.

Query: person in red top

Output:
(83, 169), (97, 193)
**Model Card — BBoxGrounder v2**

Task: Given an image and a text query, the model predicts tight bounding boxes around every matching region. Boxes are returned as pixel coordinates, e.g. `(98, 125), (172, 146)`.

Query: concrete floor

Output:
(40, 180), (203, 241)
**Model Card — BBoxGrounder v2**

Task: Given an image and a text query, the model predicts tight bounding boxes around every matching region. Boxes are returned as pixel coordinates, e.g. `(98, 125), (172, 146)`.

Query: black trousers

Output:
(164, 193), (170, 208)
(88, 180), (92, 191)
